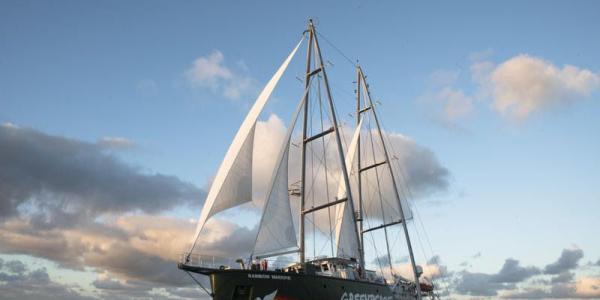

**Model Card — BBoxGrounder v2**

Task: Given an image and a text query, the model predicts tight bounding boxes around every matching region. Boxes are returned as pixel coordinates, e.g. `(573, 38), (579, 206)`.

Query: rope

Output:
(315, 29), (357, 68)
(317, 73), (335, 258)
(185, 271), (212, 297)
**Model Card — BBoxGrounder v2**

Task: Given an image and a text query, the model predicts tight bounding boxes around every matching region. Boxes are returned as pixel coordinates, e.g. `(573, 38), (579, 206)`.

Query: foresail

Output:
(252, 148), (297, 257)
(252, 84), (310, 258)
(334, 118), (363, 259)
(189, 38), (304, 253)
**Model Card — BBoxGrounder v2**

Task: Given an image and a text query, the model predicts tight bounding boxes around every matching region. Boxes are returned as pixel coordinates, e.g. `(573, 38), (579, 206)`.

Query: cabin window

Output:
(321, 264), (329, 271)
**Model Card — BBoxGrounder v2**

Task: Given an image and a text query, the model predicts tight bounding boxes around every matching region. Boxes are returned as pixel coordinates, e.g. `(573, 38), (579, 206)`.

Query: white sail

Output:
(252, 85), (310, 258)
(253, 148), (296, 256)
(334, 118), (363, 259)
(189, 38), (304, 252)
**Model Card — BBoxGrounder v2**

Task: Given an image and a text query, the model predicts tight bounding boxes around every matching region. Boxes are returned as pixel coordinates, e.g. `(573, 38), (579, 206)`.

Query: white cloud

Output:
(423, 53), (600, 124)
(1, 122), (19, 129)
(185, 51), (232, 88)
(420, 70), (474, 124)
(248, 114), (449, 238)
(437, 87), (474, 121)
(488, 54), (600, 119)
(185, 51), (256, 100)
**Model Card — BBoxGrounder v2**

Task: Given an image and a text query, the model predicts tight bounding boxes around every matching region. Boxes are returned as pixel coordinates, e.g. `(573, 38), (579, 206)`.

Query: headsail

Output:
(189, 38), (304, 253)
(334, 118), (363, 259)
(252, 86), (309, 258)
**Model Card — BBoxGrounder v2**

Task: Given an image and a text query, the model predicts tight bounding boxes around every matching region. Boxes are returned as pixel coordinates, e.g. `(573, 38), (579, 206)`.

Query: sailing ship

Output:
(179, 20), (440, 300)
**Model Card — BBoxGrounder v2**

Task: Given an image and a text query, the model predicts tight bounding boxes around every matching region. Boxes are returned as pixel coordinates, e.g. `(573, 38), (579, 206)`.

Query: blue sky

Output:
(1, 1), (600, 299)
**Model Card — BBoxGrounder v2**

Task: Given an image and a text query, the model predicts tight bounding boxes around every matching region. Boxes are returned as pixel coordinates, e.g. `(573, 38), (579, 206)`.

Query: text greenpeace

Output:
(340, 292), (392, 300)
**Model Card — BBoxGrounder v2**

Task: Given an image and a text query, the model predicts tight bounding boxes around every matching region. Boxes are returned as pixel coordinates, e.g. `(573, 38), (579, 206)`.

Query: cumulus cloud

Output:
(0, 118), (449, 299)
(453, 258), (539, 296)
(0, 124), (203, 222)
(388, 255), (449, 283)
(503, 277), (600, 299)
(247, 114), (449, 238)
(450, 247), (600, 299)
(0, 259), (93, 300)
(0, 124), (217, 297)
(489, 55), (600, 119)
(551, 271), (575, 284)
(422, 53), (599, 123)
(185, 50), (256, 100)
(0, 211), (257, 286)
(371, 254), (391, 266)
(419, 70), (474, 125)
(491, 258), (541, 283)
(436, 87), (474, 121)
(455, 271), (511, 296)
(544, 247), (584, 275)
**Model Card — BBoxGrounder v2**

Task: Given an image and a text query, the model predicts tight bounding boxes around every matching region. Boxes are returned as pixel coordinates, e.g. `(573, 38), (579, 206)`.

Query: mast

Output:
(299, 19), (314, 264)
(355, 67), (366, 273)
(357, 66), (422, 299)
(299, 20), (362, 272)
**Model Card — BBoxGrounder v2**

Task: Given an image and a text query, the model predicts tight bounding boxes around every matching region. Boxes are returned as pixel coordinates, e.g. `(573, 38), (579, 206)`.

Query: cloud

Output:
(185, 51), (232, 87)
(97, 136), (136, 150)
(436, 87), (474, 121)
(486, 54), (600, 119)
(454, 258), (539, 296)
(371, 254), (391, 266)
(0, 124), (218, 296)
(185, 50), (256, 100)
(0, 124), (203, 222)
(544, 247), (584, 275)
(0, 211), (254, 288)
(551, 272), (575, 284)
(0, 259), (93, 300)
(455, 271), (512, 296)
(422, 53), (599, 123)
(491, 258), (541, 283)
(384, 132), (450, 197)
(4, 260), (26, 274)
(503, 277), (600, 299)
(0, 118), (449, 298)
(419, 70), (474, 125)
(248, 114), (449, 235)
(388, 255), (449, 283)
(451, 248), (600, 299)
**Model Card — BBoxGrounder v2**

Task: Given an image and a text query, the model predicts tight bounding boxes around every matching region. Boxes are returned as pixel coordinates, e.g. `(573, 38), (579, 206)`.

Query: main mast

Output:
(298, 20), (362, 272)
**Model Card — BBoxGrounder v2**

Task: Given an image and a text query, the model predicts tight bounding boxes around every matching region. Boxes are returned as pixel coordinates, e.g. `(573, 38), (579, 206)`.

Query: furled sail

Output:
(189, 38), (304, 253)
(334, 118), (363, 259)
(252, 84), (310, 258)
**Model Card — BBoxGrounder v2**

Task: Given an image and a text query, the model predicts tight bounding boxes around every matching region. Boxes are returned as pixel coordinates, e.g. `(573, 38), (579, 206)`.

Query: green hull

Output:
(180, 264), (417, 300)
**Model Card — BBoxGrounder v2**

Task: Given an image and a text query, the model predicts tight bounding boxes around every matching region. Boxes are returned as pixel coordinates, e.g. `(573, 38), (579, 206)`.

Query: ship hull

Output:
(180, 265), (416, 300)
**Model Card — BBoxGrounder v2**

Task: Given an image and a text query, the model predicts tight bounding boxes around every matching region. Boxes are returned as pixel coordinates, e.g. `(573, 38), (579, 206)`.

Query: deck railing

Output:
(180, 253), (250, 269)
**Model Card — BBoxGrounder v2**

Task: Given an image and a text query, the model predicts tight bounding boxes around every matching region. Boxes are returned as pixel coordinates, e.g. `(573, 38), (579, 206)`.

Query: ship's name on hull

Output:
(248, 274), (291, 280)
(340, 292), (393, 300)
